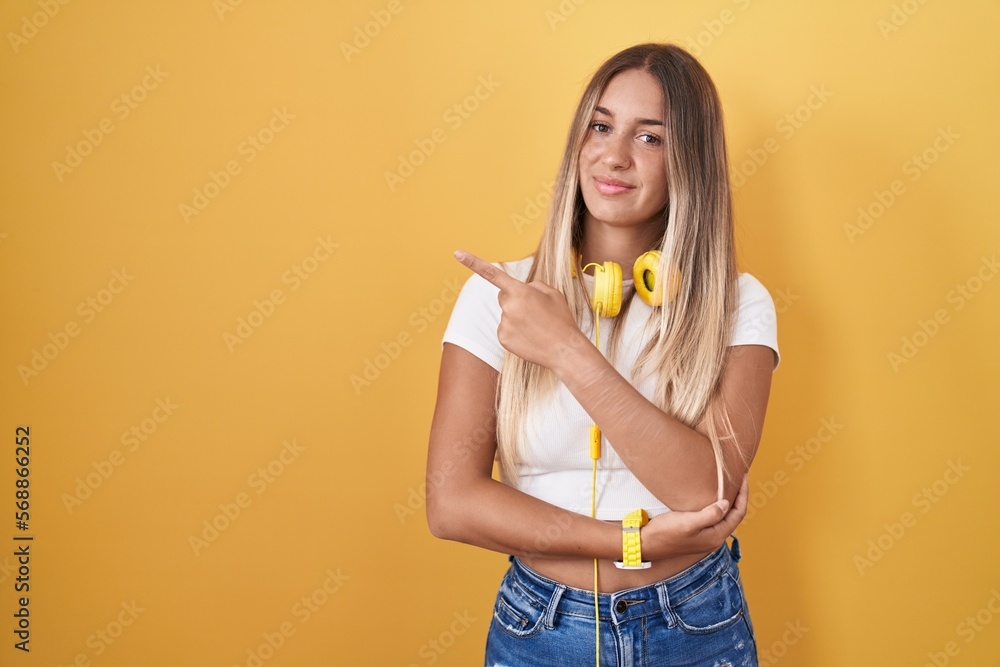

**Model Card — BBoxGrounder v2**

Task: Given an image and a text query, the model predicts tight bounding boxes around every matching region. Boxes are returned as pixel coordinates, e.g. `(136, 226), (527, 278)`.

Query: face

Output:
(578, 68), (669, 232)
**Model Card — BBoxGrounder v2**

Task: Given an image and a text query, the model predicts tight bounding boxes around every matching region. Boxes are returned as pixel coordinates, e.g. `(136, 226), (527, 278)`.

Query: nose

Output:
(601, 132), (631, 170)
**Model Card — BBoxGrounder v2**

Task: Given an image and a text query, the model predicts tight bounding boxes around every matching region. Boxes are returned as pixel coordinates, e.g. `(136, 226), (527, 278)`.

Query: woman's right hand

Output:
(641, 475), (749, 560)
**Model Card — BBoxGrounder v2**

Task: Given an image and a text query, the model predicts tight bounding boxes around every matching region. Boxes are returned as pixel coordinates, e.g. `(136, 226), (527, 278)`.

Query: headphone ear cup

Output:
(633, 251), (662, 307)
(593, 261), (622, 317)
(633, 251), (682, 307)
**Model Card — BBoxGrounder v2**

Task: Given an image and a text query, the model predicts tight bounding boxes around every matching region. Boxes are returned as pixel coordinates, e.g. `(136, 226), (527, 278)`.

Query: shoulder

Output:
(736, 272), (774, 308)
(442, 255), (534, 372)
(731, 272), (781, 370)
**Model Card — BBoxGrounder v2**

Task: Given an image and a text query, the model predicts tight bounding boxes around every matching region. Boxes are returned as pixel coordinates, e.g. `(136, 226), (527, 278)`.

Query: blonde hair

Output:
(494, 43), (745, 502)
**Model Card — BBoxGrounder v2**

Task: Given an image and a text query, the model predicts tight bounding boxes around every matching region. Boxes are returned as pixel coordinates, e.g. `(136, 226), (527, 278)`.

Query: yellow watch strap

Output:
(616, 509), (651, 570)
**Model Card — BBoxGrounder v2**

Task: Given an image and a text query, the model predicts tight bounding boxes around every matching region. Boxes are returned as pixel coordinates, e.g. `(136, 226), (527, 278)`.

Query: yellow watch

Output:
(614, 509), (651, 569)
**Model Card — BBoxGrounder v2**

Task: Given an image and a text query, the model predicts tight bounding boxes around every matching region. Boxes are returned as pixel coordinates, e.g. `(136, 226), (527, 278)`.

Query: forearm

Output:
(427, 476), (622, 560)
(551, 333), (720, 510)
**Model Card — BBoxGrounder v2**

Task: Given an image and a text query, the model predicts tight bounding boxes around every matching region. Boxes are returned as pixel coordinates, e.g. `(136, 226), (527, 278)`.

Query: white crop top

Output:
(440, 256), (780, 520)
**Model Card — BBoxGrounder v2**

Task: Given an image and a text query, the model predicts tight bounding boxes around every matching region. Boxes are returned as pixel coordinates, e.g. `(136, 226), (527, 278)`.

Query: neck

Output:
(577, 213), (664, 274)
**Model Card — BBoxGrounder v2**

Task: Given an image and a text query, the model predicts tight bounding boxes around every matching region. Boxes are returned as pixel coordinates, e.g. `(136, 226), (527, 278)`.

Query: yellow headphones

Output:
(572, 249), (682, 316)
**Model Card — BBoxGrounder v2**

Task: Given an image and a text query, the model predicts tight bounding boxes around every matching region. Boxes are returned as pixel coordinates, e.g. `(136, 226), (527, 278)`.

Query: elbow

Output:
(425, 482), (462, 541)
(661, 492), (718, 513)
(669, 472), (742, 512)
(655, 476), (721, 512)
(425, 499), (453, 540)
(426, 476), (486, 541)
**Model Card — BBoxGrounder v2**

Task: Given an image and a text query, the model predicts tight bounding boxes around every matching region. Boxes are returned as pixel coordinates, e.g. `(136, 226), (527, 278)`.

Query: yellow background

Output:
(1, 0), (998, 664)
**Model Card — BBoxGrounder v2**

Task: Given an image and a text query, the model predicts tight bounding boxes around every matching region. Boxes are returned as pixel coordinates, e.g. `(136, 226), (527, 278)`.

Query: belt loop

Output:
(543, 584), (565, 630)
(729, 533), (742, 563)
(655, 581), (675, 628)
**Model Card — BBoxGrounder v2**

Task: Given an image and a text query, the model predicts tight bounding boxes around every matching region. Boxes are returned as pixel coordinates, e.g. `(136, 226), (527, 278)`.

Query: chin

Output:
(582, 198), (646, 227)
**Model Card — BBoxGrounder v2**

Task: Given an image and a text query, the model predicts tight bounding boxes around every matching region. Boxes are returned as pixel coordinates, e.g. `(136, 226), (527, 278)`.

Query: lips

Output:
(593, 176), (635, 195)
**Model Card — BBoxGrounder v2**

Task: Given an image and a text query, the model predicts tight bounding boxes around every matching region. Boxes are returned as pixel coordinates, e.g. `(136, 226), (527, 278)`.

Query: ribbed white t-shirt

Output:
(440, 255), (780, 520)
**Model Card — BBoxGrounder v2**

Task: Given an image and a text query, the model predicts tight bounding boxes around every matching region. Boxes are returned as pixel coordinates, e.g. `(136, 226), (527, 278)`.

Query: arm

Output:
(551, 336), (774, 512)
(425, 342), (747, 560)
(426, 343), (622, 560)
(450, 249), (774, 514)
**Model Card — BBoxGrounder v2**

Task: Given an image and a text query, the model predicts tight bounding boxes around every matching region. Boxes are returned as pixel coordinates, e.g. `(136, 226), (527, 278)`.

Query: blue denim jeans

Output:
(485, 534), (757, 667)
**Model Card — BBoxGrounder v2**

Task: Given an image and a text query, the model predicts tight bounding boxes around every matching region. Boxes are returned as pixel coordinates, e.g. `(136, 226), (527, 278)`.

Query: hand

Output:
(641, 475), (749, 560)
(454, 249), (589, 369)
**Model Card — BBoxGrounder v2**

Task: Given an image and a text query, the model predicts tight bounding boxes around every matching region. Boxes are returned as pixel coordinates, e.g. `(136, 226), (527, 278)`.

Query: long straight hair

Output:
(494, 43), (744, 501)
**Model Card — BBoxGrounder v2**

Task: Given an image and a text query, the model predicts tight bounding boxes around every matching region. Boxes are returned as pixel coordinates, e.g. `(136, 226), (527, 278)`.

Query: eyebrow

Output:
(594, 105), (664, 126)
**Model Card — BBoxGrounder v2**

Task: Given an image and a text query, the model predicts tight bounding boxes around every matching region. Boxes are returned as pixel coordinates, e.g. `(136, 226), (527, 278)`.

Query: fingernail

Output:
(454, 250), (466, 261)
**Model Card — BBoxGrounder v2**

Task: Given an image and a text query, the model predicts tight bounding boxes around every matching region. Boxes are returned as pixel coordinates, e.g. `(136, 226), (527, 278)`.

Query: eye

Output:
(639, 133), (662, 145)
(589, 121), (611, 133)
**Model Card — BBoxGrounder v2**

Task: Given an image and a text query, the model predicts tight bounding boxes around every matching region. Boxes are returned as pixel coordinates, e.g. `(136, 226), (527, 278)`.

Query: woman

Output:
(427, 43), (779, 666)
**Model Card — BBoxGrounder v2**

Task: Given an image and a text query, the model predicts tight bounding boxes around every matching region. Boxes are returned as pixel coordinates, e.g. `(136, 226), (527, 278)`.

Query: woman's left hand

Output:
(641, 475), (750, 560)
(454, 249), (589, 369)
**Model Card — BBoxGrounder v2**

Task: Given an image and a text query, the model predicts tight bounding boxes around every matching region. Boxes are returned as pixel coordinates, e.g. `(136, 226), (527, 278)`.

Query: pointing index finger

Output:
(454, 249), (522, 291)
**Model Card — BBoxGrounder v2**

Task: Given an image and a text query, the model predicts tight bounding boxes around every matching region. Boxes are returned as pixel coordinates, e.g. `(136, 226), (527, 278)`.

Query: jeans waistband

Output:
(507, 534), (741, 626)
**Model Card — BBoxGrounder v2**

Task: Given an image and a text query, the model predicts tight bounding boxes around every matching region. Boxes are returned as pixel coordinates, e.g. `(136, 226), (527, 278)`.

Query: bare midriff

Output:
(518, 519), (719, 593)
